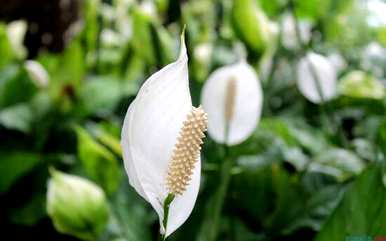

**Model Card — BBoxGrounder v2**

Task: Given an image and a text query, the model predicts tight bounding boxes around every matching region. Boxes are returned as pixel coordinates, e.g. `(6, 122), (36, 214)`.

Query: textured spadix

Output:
(297, 52), (337, 104)
(201, 61), (263, 145)
(166, 106), (207, 195)
(121, 34), (202, 237)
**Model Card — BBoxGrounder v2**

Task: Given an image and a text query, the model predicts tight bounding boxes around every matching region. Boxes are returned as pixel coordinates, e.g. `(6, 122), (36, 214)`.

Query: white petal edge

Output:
(121, 34), (200, 236)
(201, 61), (263, 145)
(165, 156), (201, 237)
(297, 52), (337, 104)
(25, 60), (49, 88)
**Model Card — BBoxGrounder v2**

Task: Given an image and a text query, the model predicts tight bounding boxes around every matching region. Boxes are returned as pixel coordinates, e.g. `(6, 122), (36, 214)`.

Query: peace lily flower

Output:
(201, 60), (263, 145)
(297, 52), (337, 104)
(327, 52), (347, 73)
(24, 60), (49, 88)
(6, 20), (27, 59)
(361, 42), (386, 78)
(281, 13), (312, 50)
(121, 32), (208, 238)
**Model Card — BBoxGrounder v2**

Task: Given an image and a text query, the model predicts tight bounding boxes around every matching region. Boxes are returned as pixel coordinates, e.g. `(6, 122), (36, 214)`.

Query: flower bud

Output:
(231, 0), (273, 55)
(339, 70), (385, 99)
(47, 169), (109, 241)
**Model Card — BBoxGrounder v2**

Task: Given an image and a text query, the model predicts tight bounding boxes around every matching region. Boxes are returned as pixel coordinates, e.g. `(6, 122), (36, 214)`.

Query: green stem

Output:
(210, 123), (233, 241)
(196, 122), (233, 241)
(160, 193), (175, 241)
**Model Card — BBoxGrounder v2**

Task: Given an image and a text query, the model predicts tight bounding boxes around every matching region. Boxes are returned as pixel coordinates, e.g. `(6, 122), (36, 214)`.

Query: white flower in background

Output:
(47, 169), (109, 241)
(6, 20), (27, 59)
(24, 60), (49, 88)
(297, 52), (337, 104)
(367, 0), (386, 27)
(139, 0), (157, 18)
(101, 29), (123, 47)
(194, 42), (213, 65)
(281, 13), (312, 50)
(361, 42), (386, 78)
(121, 34), (208, 237)
(201, 60), (263, 145)
(327, 52), (347, 73)
(101, 3), (115, 22)
(115, 0), (133, 40)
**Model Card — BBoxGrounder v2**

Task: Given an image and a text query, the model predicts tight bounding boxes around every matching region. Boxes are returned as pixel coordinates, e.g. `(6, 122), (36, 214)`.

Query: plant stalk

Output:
(159, 193), (175, 241)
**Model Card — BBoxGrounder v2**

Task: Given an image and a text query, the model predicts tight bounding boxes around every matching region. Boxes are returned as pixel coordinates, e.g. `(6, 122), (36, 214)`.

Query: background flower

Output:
(297, 52), (338, 104)
(201, 60), (263, 145)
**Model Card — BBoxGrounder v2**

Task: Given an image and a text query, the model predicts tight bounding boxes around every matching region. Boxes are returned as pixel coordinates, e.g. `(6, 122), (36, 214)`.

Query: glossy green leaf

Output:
(75, 126), (121, 194)
(0, 152), (41, 193)
(315, 166), (386, 241)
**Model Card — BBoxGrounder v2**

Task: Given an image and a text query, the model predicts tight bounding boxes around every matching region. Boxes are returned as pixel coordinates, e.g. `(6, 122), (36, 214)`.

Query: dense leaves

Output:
(0, 0), (385, 240)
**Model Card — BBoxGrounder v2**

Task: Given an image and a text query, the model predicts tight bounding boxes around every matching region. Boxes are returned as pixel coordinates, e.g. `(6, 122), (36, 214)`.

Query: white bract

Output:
(121, 34), (207, 237)
(327, 52), (347, 73)
(24, 60), (49, 88)
(361, 42), (386, 78)
(297, 52), (337, 104)
(201, 60), (263, 145)
(367, 0), (386, 27)
(6, 20), (27, 58)
(281, 13), (311, 50)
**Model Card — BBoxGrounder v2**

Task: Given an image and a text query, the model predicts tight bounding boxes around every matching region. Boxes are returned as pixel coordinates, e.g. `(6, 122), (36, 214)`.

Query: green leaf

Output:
(196, 158), (233, 241)
(0, 65), (37, 109)
(309, 148), (366, 182)
(9, 193), (46, 226)
(0, 103), (33, 132)
(315, 166), (386, 241)
(0, 152), (41, 193)
(231, 0), (273, 55)
(75, 126), (121, 194)
(0, 23), (16, 68)
(0, 93), (53, 133)
(108, 185), (152, 241)
(81, 0), (101, 54)
(78, 76), (123, 116)
(377, 119), (386, 156)
(294, 0), (331, 20)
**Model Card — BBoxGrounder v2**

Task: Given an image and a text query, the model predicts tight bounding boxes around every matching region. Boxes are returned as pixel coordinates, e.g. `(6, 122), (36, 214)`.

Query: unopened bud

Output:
(47, 169), (109, 241)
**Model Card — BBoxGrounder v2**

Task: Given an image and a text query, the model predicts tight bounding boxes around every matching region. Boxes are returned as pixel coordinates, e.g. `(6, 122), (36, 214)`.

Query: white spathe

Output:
(327, 52), (347, 73)
(6, 20), (27, 58)
(297, 52), (337, 104)
(24, 60), (49, 88)
(201, 61), (263, 145)
(121, 35), (200, 237)
(281, 13), (312, 50)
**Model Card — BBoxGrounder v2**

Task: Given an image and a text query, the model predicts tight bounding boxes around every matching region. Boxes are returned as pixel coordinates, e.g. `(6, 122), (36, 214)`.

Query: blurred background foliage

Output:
(1, 0), (386, 240)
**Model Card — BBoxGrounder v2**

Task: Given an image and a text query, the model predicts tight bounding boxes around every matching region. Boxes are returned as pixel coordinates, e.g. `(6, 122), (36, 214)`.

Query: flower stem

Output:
(196, 120), (233, 241)
(160, 193), (175, 241)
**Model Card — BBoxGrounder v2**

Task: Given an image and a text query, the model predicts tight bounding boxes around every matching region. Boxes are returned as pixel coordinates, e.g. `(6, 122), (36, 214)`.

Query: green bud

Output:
(231, 0), (273, 55)
(47, 169), (109, 241)
(339, 70), (385, 99)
